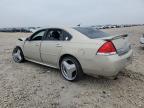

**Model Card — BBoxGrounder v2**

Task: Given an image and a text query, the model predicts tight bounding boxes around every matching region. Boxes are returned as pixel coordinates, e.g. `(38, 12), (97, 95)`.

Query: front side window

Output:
(31, 30), (46, 41)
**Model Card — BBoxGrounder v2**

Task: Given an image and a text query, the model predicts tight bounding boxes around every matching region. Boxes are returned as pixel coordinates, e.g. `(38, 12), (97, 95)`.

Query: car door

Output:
(41, 29), (65, 67)
(23, 29), (46, 62)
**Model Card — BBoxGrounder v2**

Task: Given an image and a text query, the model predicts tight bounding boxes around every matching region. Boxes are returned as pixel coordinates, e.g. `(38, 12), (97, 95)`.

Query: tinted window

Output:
(74, 27), (110, 39)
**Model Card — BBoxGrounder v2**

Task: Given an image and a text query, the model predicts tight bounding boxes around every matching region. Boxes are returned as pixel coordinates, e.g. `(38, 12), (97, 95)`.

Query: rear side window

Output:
(45, 29), (63, 41)
(74, 27), (110, 39)
(62, 31), (72, 41)
(44, 29), (72, 41)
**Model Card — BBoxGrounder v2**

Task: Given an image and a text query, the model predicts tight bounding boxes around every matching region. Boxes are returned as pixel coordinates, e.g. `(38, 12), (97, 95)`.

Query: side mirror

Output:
(18, 38), (23, 41)
(26, 37), (30, 41)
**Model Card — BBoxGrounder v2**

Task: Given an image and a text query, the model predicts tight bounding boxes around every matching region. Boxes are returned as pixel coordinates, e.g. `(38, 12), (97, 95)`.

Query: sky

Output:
(0, 0), (144, 27)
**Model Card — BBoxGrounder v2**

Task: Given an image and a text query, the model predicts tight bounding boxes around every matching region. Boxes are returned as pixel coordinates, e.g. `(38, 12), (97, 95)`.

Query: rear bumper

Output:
(81, 49), (133, 77)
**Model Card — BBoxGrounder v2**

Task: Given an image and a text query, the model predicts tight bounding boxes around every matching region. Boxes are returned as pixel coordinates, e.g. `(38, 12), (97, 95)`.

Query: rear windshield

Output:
(74, 27), (110, 39)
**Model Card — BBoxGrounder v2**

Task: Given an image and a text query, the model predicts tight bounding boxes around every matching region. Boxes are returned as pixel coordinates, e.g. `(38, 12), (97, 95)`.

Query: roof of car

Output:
(37, 26), (72, 30)
(34, 26), (96, 32)
(32, 26), (74, 33)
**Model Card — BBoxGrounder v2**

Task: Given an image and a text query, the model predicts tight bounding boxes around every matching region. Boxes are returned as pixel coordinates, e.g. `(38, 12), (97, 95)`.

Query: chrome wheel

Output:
(12, 48), (22, 62)
(61, 59), (77, 81)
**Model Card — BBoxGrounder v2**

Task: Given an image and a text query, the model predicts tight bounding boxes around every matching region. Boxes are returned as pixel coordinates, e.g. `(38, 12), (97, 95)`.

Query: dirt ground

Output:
(0, 26), (144, 108)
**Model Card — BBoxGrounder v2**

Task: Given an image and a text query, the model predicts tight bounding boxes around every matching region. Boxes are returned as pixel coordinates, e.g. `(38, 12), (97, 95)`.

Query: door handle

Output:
(35, 44), (39, 46)
(56, 43), (62, 47)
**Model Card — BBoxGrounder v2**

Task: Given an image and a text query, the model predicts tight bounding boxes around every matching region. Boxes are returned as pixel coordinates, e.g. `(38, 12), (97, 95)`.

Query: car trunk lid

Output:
(101, 34), (131, 56)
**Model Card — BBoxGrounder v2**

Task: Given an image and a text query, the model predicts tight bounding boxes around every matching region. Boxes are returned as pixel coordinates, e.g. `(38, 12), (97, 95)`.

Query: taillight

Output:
(97, 41), (117, 55)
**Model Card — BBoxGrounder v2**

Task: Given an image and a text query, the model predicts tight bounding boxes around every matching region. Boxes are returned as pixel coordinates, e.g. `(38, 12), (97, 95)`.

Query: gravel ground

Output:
(0, 26), (144, 108)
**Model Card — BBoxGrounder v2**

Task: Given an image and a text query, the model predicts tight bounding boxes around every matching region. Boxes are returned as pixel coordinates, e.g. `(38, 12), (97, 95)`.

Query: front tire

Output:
(12, 47), (25, 63)
(60, 56), (83, 81)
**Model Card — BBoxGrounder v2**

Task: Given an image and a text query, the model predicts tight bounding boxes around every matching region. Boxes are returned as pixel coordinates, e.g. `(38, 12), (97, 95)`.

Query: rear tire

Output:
(60, 56), (83, 81)
(12, 47), (25, 63)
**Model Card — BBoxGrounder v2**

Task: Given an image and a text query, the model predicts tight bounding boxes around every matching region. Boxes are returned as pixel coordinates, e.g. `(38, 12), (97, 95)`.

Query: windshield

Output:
(74, 27), (110, 39)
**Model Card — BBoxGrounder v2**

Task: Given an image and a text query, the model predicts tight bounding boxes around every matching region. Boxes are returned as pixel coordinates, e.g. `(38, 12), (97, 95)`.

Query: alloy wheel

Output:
(61, 59), (77, 81)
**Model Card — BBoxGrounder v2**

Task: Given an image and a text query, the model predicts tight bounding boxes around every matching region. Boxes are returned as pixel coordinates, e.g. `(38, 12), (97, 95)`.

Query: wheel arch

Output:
(15, 46), (23, 52)
(12, 46), (25, 63)
(14, 46), (25, 57)
(58, 54), (82, 69)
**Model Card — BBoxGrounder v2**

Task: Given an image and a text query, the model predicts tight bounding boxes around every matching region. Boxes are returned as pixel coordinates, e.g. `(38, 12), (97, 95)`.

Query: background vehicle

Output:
(140, 34), (144, 47)
(12, 27), (133, 81)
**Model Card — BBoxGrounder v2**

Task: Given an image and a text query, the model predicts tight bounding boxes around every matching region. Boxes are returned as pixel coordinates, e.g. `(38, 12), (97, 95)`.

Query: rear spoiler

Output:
(102, 34), (128, 41)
